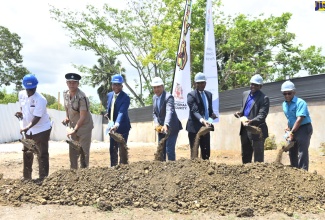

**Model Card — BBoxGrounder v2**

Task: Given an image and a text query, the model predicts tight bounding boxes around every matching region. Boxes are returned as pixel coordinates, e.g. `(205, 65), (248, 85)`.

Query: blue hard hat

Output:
(111, 74), (124, 83)
(22, 74), (38, 89)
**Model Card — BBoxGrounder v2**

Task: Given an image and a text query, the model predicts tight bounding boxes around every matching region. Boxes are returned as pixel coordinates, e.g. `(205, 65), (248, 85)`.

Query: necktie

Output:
(156, 97), (160, 114)
(201, 91), (209, 120)
(110, 94), (117, 121)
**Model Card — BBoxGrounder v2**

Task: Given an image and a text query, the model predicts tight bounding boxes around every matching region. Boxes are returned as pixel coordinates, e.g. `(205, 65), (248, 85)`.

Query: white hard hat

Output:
(281, 81), (295, 92)
(194, 72), (206, 82)
(250, 74), (263, 85)
(151, 77), (164, 86)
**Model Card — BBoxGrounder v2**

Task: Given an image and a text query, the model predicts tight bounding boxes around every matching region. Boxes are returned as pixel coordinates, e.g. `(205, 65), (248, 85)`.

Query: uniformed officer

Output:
(62, 73), (94, 169)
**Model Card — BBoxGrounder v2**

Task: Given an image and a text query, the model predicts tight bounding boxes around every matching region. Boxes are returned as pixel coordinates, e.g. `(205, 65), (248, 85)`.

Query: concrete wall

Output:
(124, 102), (325, 150)
(0, 102), (103, 143)
(2, 101), (324, 150)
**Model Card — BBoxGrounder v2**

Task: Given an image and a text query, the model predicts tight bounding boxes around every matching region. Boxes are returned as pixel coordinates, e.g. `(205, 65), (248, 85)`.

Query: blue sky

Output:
(0, 0), (323, 104)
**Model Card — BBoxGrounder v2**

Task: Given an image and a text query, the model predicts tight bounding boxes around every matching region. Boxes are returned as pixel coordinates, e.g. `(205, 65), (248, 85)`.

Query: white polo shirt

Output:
(19, 91), (51, 135)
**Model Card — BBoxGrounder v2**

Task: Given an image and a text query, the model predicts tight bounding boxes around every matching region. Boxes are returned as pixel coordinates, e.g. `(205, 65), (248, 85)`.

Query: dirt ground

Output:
(0, 141), (325, 220)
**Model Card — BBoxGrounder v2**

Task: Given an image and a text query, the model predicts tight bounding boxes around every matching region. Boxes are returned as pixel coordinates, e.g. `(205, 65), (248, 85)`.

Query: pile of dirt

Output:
(1, 159), (325, 217)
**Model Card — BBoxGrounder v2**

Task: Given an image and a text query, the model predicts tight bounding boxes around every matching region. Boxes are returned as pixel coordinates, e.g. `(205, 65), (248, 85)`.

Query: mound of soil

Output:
(1, 159), (325, 217)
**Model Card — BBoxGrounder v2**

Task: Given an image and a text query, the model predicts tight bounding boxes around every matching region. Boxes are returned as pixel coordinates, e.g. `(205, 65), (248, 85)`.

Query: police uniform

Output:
(64, 73), (94, 169)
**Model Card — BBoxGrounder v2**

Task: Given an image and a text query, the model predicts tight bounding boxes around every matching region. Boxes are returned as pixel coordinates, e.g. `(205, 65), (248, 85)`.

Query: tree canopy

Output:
(50, 0), (325, 107)
(0, 26), (30, 91)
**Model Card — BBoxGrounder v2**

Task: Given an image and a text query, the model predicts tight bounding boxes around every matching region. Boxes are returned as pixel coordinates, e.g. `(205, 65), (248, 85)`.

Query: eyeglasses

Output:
(282, 92), (293, 96)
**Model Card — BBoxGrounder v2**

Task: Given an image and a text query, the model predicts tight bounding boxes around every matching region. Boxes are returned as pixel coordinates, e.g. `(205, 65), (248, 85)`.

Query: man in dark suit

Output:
(152, 77), (182, 161)
(186, 72), (217, 160)
(234, 74), (269, 164)
(106, 74), (131, 166)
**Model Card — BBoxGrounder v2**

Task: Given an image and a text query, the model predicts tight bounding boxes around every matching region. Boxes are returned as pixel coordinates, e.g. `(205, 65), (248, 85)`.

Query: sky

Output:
(0, 0), (323, 105)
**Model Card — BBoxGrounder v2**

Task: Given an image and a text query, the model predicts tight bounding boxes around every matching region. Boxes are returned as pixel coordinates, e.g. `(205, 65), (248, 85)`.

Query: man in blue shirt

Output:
(281, 80), (313, 171)
(234, 74), (269, 164)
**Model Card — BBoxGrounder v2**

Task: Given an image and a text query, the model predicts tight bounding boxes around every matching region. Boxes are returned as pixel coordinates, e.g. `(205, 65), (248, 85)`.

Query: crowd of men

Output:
(15, 72), (313, 181)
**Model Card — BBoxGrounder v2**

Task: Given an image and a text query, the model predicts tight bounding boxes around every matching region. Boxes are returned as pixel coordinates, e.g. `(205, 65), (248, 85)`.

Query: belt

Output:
(300, 123), (311, 127)
(290, 123), (311, 130)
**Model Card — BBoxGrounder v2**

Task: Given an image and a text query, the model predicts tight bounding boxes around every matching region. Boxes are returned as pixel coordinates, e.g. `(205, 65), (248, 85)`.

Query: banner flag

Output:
(203, 0), (219, 122)
(171, 0), (192, 120)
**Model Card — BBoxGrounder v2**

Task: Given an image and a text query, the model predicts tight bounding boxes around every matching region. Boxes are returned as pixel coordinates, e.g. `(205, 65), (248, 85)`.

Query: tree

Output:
(213, 13), (325, 90)
(50, 0), (185, 106)
(41, 93), (57, 106)
(50, 0), (325, 101)
(76, 55), (125, 109)
(0, 89), (18, 104)
(0, 26), (30, 91)
(88, 96), (104, 115)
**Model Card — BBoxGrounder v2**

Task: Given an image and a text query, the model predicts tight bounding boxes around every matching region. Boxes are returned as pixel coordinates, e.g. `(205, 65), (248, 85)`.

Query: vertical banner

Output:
(203, 0), (219, 122)
(171, 0), (192, 120)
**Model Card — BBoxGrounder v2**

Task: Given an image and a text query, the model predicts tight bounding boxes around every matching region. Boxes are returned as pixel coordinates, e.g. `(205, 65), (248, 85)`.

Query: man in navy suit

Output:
(234, 74), (269, 164)
(152, 77), (182, 161)
(186, 72), (217, 160)
(106, 74), (131, 166)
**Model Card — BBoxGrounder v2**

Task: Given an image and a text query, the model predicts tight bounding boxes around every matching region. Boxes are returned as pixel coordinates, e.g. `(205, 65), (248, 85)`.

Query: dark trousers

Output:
(289, 123), (313, 171)
(110, 132), (129, 167)
(24, 128), (51, 179)
(240, 128), (264, 164)
(188, 132), (210, 160)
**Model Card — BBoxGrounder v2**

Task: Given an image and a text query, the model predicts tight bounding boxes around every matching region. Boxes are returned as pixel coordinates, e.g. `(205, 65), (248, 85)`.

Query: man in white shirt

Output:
(15, 74), (52, 181)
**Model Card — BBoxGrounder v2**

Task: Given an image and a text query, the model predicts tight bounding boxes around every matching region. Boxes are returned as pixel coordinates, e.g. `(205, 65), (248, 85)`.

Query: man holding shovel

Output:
(234, 74), (269, 164)
(16, 74), (52, 181)
(106, 74), (131, 167)
(281, 80), (313, 171)
(151, 77), (182, 161)
(63, 73), (94, 169)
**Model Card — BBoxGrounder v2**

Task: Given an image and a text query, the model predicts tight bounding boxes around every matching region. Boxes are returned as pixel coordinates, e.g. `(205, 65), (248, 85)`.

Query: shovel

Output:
(282, 131), (295, 152)
(62, 121), (87, 168)
(15, 113), (39, 155)
(235, 113), (262, 137)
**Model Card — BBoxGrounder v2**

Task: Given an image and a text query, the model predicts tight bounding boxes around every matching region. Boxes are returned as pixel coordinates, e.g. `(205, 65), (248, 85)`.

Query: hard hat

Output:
(281, 81), (295, 92)
(111, 74), (124, 83)
(194, 72), (206, 82)
(151, 77), (164, 86)
(250, 74), (263, 85)
(22, 74), (38, 89)
(65, 73), (81, 81)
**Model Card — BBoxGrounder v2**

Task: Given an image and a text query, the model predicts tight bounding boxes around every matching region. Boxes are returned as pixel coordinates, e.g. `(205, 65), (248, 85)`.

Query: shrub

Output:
(264, 134), (277, 150)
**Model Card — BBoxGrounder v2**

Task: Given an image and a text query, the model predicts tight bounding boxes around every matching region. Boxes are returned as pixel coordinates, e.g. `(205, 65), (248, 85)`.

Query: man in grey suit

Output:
(234, 74), (269, 163)
(186, 72), (217, 160)
(151, 77), (183, 161)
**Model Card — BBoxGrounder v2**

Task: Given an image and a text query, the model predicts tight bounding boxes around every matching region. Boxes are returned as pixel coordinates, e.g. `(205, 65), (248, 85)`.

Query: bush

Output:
(264, 134), (277, 150)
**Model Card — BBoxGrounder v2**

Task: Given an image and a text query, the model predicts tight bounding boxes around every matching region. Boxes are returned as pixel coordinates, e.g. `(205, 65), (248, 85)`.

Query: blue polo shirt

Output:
(282, 96), (312, 128)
